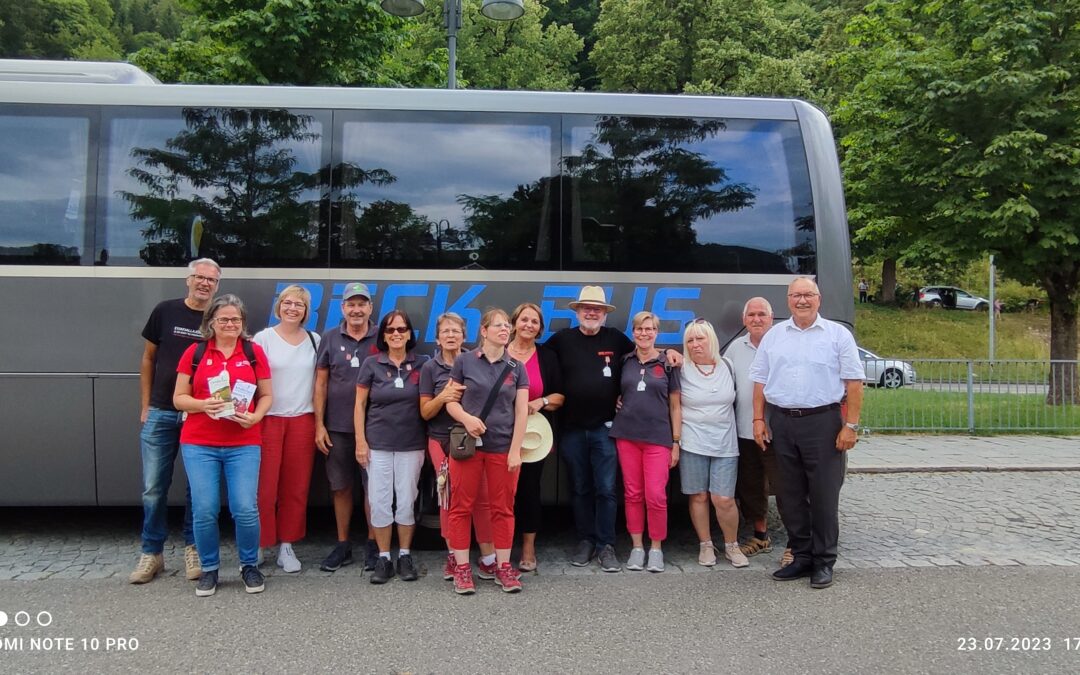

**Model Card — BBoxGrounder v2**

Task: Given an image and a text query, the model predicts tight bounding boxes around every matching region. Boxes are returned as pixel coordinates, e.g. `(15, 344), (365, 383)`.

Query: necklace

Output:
(693, 360), (716, 377)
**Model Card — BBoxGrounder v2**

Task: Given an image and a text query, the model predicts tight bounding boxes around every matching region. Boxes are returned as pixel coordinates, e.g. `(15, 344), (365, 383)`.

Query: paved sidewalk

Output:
(850, 434), (1080, 472)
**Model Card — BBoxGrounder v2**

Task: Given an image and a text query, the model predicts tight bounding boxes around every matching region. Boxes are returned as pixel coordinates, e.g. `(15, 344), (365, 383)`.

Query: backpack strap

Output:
(190, 339), (257, 379)
(306, 330), (318, 360)
(721, 356), (735, 391)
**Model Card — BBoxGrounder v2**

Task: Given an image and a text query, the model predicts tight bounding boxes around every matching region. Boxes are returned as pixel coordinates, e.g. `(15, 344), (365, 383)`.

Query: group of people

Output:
(131, 259), (863, 597)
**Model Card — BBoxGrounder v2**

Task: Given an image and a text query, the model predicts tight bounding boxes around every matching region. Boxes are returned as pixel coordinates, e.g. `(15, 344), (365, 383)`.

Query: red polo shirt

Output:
(177, 339), (271, 447)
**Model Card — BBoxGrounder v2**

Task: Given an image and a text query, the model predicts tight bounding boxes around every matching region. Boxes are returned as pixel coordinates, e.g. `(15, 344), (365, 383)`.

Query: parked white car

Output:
(859, 347), (916, 389)
(918, 286), (990, 310)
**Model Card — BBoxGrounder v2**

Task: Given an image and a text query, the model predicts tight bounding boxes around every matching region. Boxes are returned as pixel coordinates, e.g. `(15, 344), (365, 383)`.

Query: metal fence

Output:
(860, 358), (1080, 433)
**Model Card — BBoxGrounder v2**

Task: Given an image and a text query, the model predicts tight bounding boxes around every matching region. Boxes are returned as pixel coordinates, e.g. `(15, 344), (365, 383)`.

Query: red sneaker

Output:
(476, 558), (497, 580)
(494, 563), (522, 593)
(443, 553), (455, 581)
(453, 564), (476, 595)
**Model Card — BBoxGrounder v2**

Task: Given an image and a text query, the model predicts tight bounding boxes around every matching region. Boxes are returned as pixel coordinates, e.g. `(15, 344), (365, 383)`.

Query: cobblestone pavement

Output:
(2, 471), (1078, 582)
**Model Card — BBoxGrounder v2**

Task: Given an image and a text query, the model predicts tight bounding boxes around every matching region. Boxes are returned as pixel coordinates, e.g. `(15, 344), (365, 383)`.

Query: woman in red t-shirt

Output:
(174, 294), (272, 598)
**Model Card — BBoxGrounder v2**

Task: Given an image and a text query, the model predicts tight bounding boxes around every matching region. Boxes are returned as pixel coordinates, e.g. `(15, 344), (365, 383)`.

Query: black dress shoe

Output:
(810, 565), (834, 589)
(772, 560), (812, 581)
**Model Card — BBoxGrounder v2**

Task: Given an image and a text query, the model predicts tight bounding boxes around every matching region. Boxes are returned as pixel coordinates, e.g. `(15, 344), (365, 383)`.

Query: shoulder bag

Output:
(448, 359), (516, 460)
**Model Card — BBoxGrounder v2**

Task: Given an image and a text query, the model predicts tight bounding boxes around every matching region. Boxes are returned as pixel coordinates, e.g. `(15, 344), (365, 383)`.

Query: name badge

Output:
(602, 366), (612, 378)
(394, 377), (404, 388)
(350, 356), (360, 367)
(637, 381), (646, 392)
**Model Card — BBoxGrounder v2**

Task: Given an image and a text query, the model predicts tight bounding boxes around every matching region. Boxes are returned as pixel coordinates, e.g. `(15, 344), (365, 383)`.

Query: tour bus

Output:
(0, 60), (853, 507)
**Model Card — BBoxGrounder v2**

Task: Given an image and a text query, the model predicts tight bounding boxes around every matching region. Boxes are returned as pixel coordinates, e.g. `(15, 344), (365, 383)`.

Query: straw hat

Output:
(568, 285), (615, 312)
(520, 413), (554, 463)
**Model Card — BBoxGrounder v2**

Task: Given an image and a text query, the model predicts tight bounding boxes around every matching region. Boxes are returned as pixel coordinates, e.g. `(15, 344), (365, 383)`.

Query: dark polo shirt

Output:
(316, 322), (378, 434)
(357, 351), (428, 452)
(545, 326), (634, 430)
(419, 352), (455, 441)
(609, 352), (681, 447)
(449, 348), (530, 454)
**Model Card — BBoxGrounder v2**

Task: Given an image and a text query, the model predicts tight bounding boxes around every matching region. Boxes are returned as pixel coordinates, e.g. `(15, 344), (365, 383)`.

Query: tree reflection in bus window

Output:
(101, 108), (328, 267)
(334, 111), (558, 270)
(564, 115), (816, 274)
(0, 113), (89, 265)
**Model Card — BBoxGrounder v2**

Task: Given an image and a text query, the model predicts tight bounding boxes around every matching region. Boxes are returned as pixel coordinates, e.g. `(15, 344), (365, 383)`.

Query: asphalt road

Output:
(1, 567), (1078, 674)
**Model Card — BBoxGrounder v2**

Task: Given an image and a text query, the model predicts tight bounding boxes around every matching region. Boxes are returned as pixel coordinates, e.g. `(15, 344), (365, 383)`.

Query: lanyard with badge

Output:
(393, 362), (412, 389)
(637, 367), (647, 392)
(342, 337), (365, 368)
(598, 351), (614, 378)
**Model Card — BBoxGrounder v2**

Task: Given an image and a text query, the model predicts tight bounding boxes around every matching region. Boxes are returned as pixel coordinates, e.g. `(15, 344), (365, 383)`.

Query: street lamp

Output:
(380, 0), (525, 89)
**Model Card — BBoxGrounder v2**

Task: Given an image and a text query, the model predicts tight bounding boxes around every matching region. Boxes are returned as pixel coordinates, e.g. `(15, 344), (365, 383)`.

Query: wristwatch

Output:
(541, 396), (550, 407)
(845, 422), (860, 431)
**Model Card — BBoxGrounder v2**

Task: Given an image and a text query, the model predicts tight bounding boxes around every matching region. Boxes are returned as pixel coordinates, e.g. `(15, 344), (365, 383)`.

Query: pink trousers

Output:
(615, 439), (671, 542)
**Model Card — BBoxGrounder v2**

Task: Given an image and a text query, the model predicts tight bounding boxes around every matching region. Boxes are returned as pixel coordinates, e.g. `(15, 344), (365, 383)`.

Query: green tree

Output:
(132, 0), (403, 85)
(1, 0), (121, 60)
(838, 0), (1080, 399)
(591, 0), (814, 96)
(387, 0), (583, 90)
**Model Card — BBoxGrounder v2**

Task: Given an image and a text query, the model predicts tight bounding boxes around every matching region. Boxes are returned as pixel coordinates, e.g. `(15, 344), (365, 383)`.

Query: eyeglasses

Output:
(633, 326), (657, 333)
(577, 305), (606, 314)
(189, 274), (220, 285)
(788, 292), (819, 300)
(214, 317), (243, 325)
(488, 322), (512, 330)
(438, 328), (463, 335)
(280, 300), (306, 309)
(384, 326), (411, 334)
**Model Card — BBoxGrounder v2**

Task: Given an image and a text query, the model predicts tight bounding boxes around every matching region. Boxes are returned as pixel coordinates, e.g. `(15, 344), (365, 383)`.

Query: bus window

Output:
(98, 107), (329, 267)
(0, 110), (91, 265)
(563, 115), (816, 274)
(333, 110), (559, 271)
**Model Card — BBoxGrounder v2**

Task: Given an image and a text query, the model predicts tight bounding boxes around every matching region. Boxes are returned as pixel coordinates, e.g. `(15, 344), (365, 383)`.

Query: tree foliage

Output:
(838, 0), (1080, 391)
(1, 0), (122, 60)
(132, 0), (404, 85)
(591, 0), (816, 96)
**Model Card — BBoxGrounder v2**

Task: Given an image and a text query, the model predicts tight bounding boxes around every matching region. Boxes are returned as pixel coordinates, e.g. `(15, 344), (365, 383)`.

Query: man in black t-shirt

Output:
(129, 258), (221, 585)
(545, 286), (634, 572)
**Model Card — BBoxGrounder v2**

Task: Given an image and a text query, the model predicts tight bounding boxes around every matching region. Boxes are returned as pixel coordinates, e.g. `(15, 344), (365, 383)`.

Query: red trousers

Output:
(448, 451), (519, 551)
(428, 438), (492, 544)
(258, 414), (316, 547)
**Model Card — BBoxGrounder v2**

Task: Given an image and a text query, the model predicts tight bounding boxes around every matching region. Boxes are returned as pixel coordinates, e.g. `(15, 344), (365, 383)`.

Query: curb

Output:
(850, 465), (1080, 474)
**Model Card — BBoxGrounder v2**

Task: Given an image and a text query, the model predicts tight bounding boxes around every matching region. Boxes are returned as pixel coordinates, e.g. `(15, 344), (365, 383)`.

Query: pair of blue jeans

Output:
(139, 407), (194, 554)
(559, 425), (618, 547)
(181, 443), (261, 572)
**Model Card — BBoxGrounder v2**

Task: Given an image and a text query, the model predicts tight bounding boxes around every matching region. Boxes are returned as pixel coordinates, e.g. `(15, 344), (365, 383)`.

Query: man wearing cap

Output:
(749, 277), (863, 589)
(129, 258), (221, 585)
(314, 282), (380, 572)
(544, 286), (634, 571)
(724, 296), (789, 563)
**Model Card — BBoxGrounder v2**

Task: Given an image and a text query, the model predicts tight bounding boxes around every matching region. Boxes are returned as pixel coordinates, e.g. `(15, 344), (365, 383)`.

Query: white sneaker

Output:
(625, 548), (646, 571)
(646, 549), (665, 573)
(725, 542), (750, 568)
(698, 541), (717, 567)
(277, 543), (301, 573)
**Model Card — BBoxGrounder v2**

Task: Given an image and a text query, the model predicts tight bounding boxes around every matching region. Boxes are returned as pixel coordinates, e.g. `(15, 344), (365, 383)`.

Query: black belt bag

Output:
(772, 402), (840, 418)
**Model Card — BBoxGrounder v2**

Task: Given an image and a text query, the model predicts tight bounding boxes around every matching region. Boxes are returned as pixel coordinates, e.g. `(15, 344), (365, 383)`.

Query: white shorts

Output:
(367, 449), (425, 528)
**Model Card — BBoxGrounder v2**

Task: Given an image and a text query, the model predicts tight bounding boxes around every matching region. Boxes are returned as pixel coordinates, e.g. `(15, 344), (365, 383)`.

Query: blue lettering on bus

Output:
(269, 282), (702, 344)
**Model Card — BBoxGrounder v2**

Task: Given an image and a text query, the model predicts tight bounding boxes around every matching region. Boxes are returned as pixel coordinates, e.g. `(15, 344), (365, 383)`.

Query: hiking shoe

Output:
(477, 558), (497, 580)
(453, 564), (476, 595)
(625, 548), (646, 571)
(494, 563), (522, 593)
(598, 545), (621, 573)
(739, 536), (772, 557)
(570, 540), (595, 567)
(241, 565), (265, 594)
(370, 556), (395, 584)
(184, 545), (201, 580)
(277, 543), (301, 573)
(397, 554), (418, 582)
(320, 542), (353, 572)
(780, 548), (794, 568)
(364, 539), (379, 571)
(646, 549), (665, 573)
(195, 569), (218, 597)
(443, 553), (456, 581)
(698, 542), (718, 567)
(128, 553), (164, 584)
(725, 542), (750, 568)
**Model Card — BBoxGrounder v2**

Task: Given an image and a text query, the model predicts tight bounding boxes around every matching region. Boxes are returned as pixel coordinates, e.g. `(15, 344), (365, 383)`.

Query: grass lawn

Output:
(863, 388), (1080, 434)
(853, 303), (1058, 360)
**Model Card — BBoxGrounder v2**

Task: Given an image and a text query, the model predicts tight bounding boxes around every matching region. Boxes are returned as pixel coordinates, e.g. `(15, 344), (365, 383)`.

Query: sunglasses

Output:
(684, 317), (710, 328)
(384, 326), (411, 334)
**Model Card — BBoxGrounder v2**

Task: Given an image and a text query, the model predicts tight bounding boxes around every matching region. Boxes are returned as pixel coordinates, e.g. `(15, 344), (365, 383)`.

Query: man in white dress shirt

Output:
(749, 277), (863, 589)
